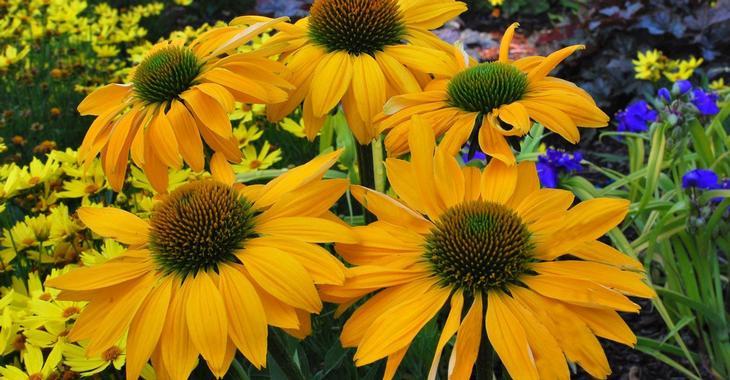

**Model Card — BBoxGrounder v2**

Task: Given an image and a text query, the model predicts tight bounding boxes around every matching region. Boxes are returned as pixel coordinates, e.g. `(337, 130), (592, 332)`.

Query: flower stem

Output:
(372, 136), (386, 193)
(356, 142), (376, 223)
(476, 329), (495, 380)
(268, 330), (305, 380)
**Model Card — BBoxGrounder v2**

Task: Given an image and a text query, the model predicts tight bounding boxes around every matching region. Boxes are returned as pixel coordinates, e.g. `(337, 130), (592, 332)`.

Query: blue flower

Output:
(682, 169), (720, 190)
(674, 80), (692, 95)
(536, 161), (558, 188)
(461, 144), (487, 162)
(255, 0), (309, 18)
(536, 149), (584, 188)
(691, 89), (720, 116)
(617, 101), (658, 132)
(658, 87), (671, 102)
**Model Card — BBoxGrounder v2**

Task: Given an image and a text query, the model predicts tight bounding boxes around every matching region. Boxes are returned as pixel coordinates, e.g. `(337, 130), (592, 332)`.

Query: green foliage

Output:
(565, 88), (730, 378)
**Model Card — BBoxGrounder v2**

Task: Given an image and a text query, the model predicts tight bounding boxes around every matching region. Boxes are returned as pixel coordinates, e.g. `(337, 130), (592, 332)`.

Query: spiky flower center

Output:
(149, 181), (256, 277)
(132, 45), (201, 104)
(447, 62), (529, 113)
(425, 201), (532, 292)
(308, 0), (406, 56)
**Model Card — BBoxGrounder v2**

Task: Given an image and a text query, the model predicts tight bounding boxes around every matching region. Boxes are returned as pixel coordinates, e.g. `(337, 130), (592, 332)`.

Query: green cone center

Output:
(149, 180), (256, 277)
(425, 201), (532, 292)
(447, 62), (528, 113)
(132, 45), (201, 104)
(308, 0), (406, 56)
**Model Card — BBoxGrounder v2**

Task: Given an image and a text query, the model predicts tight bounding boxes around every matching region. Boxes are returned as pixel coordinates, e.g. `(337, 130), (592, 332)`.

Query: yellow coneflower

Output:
(379, 23), (609, 164)
(46, 151), (356, 380)
(250, 0), (467, 144)
(321, 117), (654, 380)
(76, 17), (293, 193)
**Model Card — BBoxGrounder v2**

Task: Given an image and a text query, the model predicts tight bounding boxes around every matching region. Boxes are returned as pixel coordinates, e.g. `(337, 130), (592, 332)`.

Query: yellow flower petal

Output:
(428, 292), (463, 380)
(310, 51), (353, 117)
(255, 216), (357, 244)
(185, 272), (229, 372)
(449, 294), (483, 380)
(218, 264), (268, 368)
(126, 277), (173, 380)
(486, 292), (539, 380)
(480, 158), (518, 204)
(240, 246), (322, 313)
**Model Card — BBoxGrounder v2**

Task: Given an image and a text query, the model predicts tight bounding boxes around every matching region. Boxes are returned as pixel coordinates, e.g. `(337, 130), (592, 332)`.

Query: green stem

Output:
(356, 142), (376, 224)
(475, 329), (495, 380)
(230, 356), (250, 380)
(372, 136), (386, 193)
(268, 330), (305, 380)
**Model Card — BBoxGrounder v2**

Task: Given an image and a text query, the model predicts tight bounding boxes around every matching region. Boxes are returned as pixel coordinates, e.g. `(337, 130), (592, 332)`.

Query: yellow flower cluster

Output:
(633, 48), (704, 82)
(0, 103), (288, 378)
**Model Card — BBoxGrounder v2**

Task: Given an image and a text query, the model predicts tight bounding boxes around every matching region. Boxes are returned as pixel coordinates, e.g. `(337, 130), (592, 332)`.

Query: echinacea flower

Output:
(322, 117), (654, 380)
(255, 0), (467, 144)
(378, 23), (609, 164)
(76, 17), (292, 193)
(46, 151), (356, 380)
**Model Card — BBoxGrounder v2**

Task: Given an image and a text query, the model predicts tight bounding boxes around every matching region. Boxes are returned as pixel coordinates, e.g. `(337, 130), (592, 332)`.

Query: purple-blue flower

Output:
(682, 169), (720, 190)
(617, 101), (658, 132)
(255, 0), (310, 18)
(674, 80), (692, 95)
(536, 149), (584, 188)
(461, 146), (487, 162)
(658, 88), (671, 102)
(691, 89), (720, 116)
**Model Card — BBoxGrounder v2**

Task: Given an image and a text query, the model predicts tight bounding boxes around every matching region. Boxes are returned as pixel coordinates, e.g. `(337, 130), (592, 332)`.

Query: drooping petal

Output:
(449, 294), (483, 380)
(180, 88), (232, 138)
(310, 51), (353, 117)
(354, 281), (449, 365)
(478, 118), (515, 166)
(218, 264), (268, 368)
(167, 100), (205, 172)
(240, 246), (322, 313)
(255, 150), (342, 208)
(246, 237), (345, 285)
(351, 54), (386, 125)
(480, 158), (518, 204)
(428, 292), (463, 380)
(125, 277), (173, 380)
(77, 207), (149, 245)
(78, 84), (132, 115)
(350, 185), (433, 234)
(185, 272), (229, 372)
(523, 275), (640, 312)
(486, 292), (539, 380)
(86, 273), (156, 356)
(255, 216), (358, 244)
